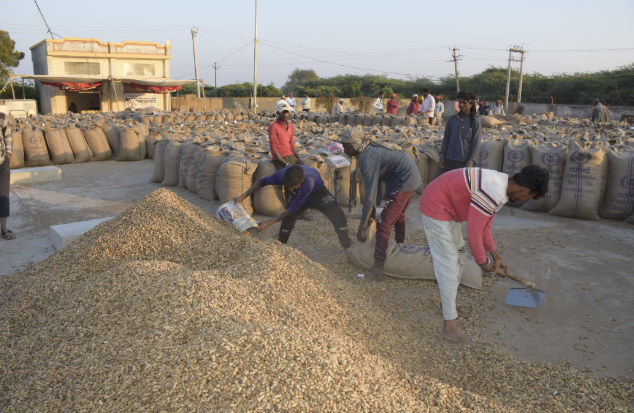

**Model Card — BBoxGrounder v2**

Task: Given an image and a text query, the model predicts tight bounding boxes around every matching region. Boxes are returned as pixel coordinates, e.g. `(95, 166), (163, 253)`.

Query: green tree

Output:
(0, 31), (25, 86)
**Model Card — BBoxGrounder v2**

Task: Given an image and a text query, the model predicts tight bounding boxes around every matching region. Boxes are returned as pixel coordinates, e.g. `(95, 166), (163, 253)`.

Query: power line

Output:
(32, 0), (60, 39)
(175, 41), (253, 79)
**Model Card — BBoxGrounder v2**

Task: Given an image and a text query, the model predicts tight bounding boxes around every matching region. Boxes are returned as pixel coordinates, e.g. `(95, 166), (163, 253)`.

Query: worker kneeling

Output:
(234, 164), (352, 248)
(420, 165), (549, 344)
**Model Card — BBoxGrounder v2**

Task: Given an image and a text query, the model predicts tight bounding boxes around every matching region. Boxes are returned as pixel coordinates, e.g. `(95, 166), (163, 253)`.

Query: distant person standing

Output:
(407, 94), (420, 115)
(0, 113), (15, 240)
(332, 98), (344, 115)
(372, 92), (385, 113)
(480, 101), (491, 116)
(301, 93), (311, 113)
(591, 99), (611, 122)
(269, 102), (303, 170)
(277, 95), (287, 109)
(387, 94), (399, 115)
(68, 102), (78, 113)
(439, 90), (482, 173)
(434, 95), (445, 126)
(419, 88), (435, 125)
(491, 100), (506, 116)
(285, 93), (296, 112)
(453, 99), (460, 115)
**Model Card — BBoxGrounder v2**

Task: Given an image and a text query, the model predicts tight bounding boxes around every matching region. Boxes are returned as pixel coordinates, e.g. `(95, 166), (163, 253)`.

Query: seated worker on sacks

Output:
(233, 165), (352, 249)
(339, 128), (423, 282)
(419, 165), (549, 344)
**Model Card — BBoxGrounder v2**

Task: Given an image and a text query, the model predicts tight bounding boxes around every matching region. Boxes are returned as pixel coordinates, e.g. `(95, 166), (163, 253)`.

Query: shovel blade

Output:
(505, 288), (545, 308)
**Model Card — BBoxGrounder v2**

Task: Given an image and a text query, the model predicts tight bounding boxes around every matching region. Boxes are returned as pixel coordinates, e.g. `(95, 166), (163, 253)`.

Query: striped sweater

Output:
(419, 168), (509, 264)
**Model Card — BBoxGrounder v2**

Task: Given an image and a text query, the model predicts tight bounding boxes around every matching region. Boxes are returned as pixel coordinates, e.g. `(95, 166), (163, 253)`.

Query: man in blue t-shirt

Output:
(233, 164), (352, 248)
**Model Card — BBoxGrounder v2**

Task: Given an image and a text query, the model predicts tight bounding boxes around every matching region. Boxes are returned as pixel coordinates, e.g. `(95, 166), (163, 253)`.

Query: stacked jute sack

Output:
(3, 106), (253, 170)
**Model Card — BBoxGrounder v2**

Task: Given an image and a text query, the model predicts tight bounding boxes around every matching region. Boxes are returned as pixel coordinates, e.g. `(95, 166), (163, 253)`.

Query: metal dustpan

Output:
(496, 269), (546, 308)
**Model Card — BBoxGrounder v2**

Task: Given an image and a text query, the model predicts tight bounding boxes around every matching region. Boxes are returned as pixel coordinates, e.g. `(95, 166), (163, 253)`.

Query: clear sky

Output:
(3, 0), (633, 88)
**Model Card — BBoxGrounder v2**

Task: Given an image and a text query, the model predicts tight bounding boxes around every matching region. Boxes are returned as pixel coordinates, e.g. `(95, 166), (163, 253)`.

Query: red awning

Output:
(129, 82), (183, 94)
(41, 81), (103, 92)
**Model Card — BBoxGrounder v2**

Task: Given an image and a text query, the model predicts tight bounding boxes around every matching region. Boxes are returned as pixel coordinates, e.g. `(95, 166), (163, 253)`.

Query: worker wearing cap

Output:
(234, 164), (352, 248)
(491, 100), (506, 116)
(386, 94), (399, 115)
(406, 94), (420, 116)
(0, 113), (15, 240)
(332, 98), (344, 115)
(372, 92), (385, 114)
(339, 128), (423, 282)
(419, 88), (435, 125)
(285, 92), (296, 112)
(419, 165), (549, 344)
(270, 102), (303, 170)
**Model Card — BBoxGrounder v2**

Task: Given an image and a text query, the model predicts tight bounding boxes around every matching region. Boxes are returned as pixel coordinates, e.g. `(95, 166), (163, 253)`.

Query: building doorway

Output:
(65, 89), (101, 113)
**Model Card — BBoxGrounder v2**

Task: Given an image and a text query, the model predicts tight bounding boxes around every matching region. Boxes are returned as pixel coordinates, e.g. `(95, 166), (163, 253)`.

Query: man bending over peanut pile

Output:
(339, 128), (423, 282)
(234, 165), (352, 249)
(419, 165), (549, 344)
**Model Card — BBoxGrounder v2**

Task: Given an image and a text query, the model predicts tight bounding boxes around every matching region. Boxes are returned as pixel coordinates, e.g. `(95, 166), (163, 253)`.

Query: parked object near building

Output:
(19, 37), (198, 115)
(0, 99), (38, 118)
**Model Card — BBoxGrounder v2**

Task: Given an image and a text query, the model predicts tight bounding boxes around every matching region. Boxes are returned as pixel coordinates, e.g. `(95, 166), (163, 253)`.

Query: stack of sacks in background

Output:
(4, 106), (253, 170)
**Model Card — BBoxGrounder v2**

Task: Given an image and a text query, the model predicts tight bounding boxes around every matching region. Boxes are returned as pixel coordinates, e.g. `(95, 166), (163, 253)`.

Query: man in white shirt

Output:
(372, 92), (385, 114)
(332, 98), (344, 115)
(285, 93), (296, 112)
(434, 95), (445, 126)
(491, 100), (506, 116)
(419, 88), (435, 125)
(300, 93), (311, 112)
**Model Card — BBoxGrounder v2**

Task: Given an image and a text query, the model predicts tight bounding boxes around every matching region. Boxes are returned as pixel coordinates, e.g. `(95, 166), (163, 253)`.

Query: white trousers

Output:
(421, 213), (465, 320)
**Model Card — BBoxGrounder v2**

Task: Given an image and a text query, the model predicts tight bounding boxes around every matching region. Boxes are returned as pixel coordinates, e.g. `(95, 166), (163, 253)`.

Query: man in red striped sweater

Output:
(419, 165), (549, 344)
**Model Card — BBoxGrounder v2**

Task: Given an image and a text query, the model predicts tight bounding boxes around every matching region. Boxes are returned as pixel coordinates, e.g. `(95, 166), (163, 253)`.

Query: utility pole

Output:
(191, 27), (200, 98)
(213, 63), (219, 97)
(252, 0), (259, 113)
(504, 46), (525, 113)
(448, 47), (462, 95)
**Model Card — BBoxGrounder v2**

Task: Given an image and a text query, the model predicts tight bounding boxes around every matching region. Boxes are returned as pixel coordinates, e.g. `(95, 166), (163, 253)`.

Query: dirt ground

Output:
(2, 160), (633, 387)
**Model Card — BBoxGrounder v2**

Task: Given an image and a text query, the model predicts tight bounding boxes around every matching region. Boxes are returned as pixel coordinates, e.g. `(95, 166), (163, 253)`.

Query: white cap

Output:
(276, 101), (292, 112)
(339, 99), (344, 102)
(413, 94), (418, 98)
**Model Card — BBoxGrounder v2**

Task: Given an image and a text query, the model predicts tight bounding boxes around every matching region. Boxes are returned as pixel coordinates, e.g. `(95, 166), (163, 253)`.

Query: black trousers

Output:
(0, 157), (10, 218)
(441, 159), (467, 174)
(279, 187), (352, 248)
(303, 109), (310, 113)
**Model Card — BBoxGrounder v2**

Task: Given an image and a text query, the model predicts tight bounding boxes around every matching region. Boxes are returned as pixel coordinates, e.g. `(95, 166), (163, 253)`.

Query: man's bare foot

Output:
(437, 305), (473, 318)
(364, 260), (385, 282)
(441, 320), (472, 344)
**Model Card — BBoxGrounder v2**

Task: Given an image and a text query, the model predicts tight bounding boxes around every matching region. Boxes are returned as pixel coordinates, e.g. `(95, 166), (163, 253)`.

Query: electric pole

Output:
(517, 49), (525, 105)
(504, 45), (525, 113)
(448, 47), (462, 94)
(252, 0), (259, 113)
(191, 27), (200, 98)
(213, 63), (219, 97)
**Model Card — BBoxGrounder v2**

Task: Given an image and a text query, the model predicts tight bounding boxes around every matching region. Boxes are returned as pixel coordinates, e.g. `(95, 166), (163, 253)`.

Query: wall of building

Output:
(517, 102), (634, 121)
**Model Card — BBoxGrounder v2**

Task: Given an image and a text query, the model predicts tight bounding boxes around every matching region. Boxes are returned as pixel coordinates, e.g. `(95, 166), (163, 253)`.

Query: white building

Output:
(23, 37), (196, 114)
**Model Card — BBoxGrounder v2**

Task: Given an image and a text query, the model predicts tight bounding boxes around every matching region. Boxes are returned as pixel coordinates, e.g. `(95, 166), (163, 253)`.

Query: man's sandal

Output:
(1, 229), (16, 240)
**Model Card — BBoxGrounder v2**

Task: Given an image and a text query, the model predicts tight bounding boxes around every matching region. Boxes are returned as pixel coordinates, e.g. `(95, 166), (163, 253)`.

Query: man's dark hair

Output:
(378, 91), (384, 95)
(284, 164), (305, 188)
(513, 165), (550, 199)
(457, 90), (478, 125)
(422, 88), (430, 94)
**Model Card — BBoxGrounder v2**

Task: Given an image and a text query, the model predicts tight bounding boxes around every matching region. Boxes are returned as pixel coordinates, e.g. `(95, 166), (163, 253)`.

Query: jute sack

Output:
(197, 147), (229, 201)
(147, 133), (163, 160)
(422, 145), (441, 184)
(135, 124), (149, 159)
(216, 154), (258, 215)
(65, 128), (92, 163)
(404, 145), (429, 194)
(363, 116), (373, 127)
(626, 213), (634, 225)
(9, 130), (24, 169)
(549, 141), (607, 220)
(161, 140), (184, 186)
(480, 116), (503, 128)
(22, 126), (51, 167)
(346, 221), (482, 289)
(338, 113), (346, 125)
(83, 127), (113, 161)
(355, 114), (365, 126)
(382, 116), (392, 127)
(372, 115), (383, 126)
(302, 154), (348, 204)
(503, 139), (533, 207)
(252, 160), (285, 216)
(100, 124), (120, 159)
(598, 147), (634, 220)
(178, 143), (200, 188)
(404, 116), (417, 126)
(391, 116), (405, 127)
(44, 128), (74, 165)
(149, 140), (168, 183)
(185, 145), (205, 193)
(522, 144), (568, 213)
(475, 139), (505, 172)
(115, 128), (143, 161)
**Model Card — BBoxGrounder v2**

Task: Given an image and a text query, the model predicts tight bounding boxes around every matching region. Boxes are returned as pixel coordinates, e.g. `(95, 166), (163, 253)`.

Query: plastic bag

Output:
(215, 201), (258, 232)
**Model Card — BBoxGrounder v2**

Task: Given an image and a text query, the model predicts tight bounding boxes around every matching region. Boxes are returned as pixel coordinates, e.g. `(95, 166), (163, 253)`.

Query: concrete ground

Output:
(2, 160), (633, 383)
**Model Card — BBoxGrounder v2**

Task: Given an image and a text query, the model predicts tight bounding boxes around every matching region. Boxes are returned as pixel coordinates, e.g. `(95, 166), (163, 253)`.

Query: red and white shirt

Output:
(268, 119), (295, 158)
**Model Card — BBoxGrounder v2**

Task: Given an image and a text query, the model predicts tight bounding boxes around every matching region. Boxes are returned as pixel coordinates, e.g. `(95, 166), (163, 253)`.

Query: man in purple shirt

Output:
(234, 165), (352, 248)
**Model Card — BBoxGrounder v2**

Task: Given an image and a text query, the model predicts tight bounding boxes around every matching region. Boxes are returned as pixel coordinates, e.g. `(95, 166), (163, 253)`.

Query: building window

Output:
(64, 62), (101, 75)
(123, 63), (156, 77)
